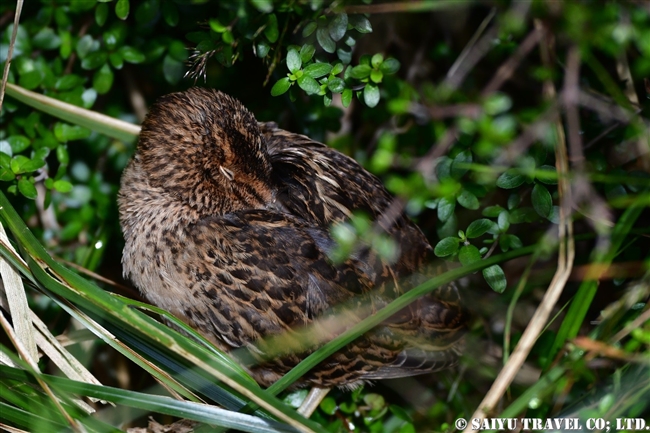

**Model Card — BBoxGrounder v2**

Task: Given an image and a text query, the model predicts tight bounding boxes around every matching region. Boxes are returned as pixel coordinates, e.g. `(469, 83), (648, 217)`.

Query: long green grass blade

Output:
(4, 83), (140, 143)
(545, 193), (646, 369)
(1, 365), (300, 433)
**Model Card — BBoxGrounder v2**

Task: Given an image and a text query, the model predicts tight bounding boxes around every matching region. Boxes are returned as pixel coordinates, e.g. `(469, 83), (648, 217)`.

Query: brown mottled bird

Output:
(118, 87), (466, 390)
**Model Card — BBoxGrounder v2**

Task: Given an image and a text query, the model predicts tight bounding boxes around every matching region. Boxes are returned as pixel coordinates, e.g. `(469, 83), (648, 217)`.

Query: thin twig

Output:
(609, 306), (650, 345)
(564, 46), (585, 168)
(446, 7), (497, 82)
(343, 1), (465, 14)
(481, 26), (543, 96)
(0, 0), (23, 113)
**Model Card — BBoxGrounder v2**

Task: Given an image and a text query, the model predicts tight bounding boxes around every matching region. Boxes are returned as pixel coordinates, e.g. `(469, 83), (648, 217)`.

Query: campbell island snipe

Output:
(118, 87), (467, 390)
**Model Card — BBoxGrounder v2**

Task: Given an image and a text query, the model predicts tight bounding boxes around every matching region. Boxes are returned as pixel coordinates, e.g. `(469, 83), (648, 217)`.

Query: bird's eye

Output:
(219, 165), (235, 181)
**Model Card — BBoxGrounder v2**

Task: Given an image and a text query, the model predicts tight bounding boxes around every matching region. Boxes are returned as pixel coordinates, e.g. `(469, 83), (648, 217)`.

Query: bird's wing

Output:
(259, 122), (433, 276)
(176, 209), (380, 349)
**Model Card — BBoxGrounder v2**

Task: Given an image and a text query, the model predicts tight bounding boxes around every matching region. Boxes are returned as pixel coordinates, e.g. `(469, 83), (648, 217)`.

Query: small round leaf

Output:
(271, 77), (291, 96)
(297, 75), (320, 95)
(286, 49), (301, 73)
(483, 264), (507, 293)
(434, 237), (460, 257)
(363, 84), (380, 107)
(531, 183), (552, 218)
(496, 169), (526, 189)
(466, 219), (494, 239)
(18, 178), (37, 199)
(437, 196), (455, 222)
(303, 62), (332, 79)
(459, 244), (481, 266)
(457, 189), (479, 210)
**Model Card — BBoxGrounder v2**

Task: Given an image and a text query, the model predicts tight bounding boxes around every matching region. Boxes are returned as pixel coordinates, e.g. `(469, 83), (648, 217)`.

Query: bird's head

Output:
(136, 87), (274, 215)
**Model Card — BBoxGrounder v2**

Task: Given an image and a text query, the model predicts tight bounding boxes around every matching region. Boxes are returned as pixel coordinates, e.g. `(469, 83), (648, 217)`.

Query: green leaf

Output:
(271, 77), (291, 96)
(370, 69), (383, 83)
(435, 157), (452, 180)
(380, 58), (400, 74)
(303, 62), (332, 78)
(251, 0), (273, 12)
(317, 28), (336, 53)
(54, 74), (84, 91)
(95, 3), (109, 26)
(161, 1), (179, 26)
(168, 40), (188, 62)
(349, 15), (372, 33)
(507, 193), (521, 210)
(286, 49), (301, 73)
(531, 183), (552, 218)
(54, 123), (91, 142)
(115, 0), (129, 20)
(328, 13), (348, 42)
(53, 180), (73, 193)
(434, 237), (460, 257)
(108, 51), (124, 69)
(437, 196), (455, 222)
(222, 30), (234, 44)
(256, 41), (270, 58)
(459, 244), (482, 266)
(341, 88), (352, 107)
(466, 219), (494, 239)
(81, 51), (107, 70)
(17, 178), (37, 199)
(371, 53), (384, 68)
(264, 14), (279, 43)
(297, 75), (320, 95)
(351, 64), (372, 79)
(331, 62), (344, 75)
(33, 28), (61, 50)
(76, 35), (96, 58)
(509, 207), (539, 224)
(327, 77), (345, 93)
(56, 145), (69, 165)
(11, 156), (45, 174)
(451, 150), (472, 179)
(363, 84), (380, 107)
(7, 136), (30, 154)
(484, 92), (512, 115)
(302, 22), (317, 38)
(209, 18), (227, 33)
(481, 205), (505, 218)
(0, 166), (15, 181)
(19, 70), (42, 90)
(135, 0), (159, 24)
(93, 64), (114, 94)
(215, 44), (233, 67)
(162, 54), (184, 84)
(483, 264), (507, 293)
(299, 44), (315, 64)
(120, 46), (145, 63)
(496, 169), (526, 189)
(500, 233), (523, 252)
(337, 48), (352, 64)
(537, 165), (558, 185)
(457, 189), (479, 210)
(498, 210), (510, 232)
(319, 396), (337, 416)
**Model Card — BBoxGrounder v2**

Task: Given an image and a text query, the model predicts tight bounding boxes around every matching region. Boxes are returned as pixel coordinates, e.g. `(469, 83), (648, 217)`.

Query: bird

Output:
(118, 87), (467, 391)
